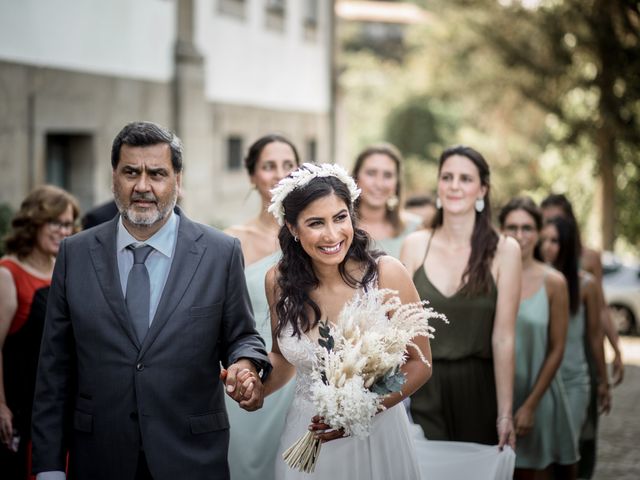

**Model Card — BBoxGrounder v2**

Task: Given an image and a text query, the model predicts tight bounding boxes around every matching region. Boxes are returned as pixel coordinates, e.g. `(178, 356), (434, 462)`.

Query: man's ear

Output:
(176, 172), (183, 197)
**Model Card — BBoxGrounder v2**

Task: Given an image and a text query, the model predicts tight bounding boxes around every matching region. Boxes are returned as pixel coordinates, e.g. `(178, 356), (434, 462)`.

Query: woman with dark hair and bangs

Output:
(540, 215), (610, 478)
(0, 185), (79, 479)
(261, 163), (431, 479)
(401, 146), (521, 449)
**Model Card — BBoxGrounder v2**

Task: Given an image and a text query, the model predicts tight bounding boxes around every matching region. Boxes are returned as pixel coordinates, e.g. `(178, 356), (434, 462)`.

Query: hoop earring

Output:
(386, 195), (399, 210)
(436, 197), (442, 209)
(294, 235), (299, 243)
(475, 198), (485, 213)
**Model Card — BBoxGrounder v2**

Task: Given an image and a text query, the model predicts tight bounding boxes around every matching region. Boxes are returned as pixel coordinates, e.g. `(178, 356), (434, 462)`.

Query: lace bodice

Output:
(278, 323), (321, 403)
(277, 268), (380, 405)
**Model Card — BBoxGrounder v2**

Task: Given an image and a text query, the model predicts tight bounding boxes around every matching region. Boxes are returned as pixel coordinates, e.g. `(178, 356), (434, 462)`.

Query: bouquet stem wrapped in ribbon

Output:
(283, 288), (447, 473)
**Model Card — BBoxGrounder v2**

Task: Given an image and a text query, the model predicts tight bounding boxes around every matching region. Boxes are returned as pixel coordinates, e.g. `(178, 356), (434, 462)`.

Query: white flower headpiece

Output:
(268, 162), (361, 226)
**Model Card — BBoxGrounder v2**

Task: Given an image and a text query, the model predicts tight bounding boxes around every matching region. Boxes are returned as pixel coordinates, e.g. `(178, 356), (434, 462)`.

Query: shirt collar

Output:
(116, 211), (179, 258)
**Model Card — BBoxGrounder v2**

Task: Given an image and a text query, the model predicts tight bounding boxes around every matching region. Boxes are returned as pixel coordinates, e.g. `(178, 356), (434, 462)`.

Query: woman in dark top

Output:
(0, 185), (79, 479)
(401, 146), (521, 449)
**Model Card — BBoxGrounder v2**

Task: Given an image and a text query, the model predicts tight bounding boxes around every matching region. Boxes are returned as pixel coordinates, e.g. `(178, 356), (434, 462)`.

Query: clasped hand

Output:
(220, 360), (264, 412)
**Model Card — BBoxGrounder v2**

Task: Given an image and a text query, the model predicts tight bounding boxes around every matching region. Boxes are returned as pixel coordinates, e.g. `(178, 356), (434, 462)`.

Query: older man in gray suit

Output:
(31, 121), (270, 480)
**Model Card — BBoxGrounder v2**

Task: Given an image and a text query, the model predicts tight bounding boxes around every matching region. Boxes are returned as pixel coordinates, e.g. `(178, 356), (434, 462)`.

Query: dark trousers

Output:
(135, 451), (153, 480)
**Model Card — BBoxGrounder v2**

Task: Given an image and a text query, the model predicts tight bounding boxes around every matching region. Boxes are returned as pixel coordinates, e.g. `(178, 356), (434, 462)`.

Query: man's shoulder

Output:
(183, 217), (237, 250)
(66, 220), (115, 248)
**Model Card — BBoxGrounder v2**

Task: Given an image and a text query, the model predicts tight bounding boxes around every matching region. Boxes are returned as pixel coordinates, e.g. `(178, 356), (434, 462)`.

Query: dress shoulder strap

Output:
(421, 230), (435, 266)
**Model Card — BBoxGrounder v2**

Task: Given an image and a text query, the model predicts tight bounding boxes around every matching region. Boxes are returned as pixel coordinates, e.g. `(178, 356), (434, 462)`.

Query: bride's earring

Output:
(386, 195), (399, 210)
(475, 197), (485, 213)
(294, 235), (299, 242)
(436, 197), (442, 209)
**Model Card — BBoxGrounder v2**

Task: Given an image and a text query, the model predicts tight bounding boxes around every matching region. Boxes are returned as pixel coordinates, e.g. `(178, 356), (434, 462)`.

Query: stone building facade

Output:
(0, 0), (333, 226)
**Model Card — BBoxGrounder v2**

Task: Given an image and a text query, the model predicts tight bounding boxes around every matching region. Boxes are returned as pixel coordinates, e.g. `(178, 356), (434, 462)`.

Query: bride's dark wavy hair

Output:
(274, 174), (379, 338)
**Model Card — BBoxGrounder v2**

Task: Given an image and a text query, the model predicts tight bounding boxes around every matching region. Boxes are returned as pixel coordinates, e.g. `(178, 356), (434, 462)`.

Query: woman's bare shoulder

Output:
(377, 254), (407, 275)
(401, 229), (431, 258)
(404, 228), (432, 245)
(377, 255), (413, 287)
(264, 265), (280, 302)
(265, 264), (278, 284)
(224, 223), (253, 239)
(496, 234), (520, 259)
(542, 264), (567, 290)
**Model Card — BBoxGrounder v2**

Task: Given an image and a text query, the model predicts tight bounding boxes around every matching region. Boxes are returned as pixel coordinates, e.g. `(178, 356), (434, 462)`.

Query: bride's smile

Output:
(290, 193), (354, 267)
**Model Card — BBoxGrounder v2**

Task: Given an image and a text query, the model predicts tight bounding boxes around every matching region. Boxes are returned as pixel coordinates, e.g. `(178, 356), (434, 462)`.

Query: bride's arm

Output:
(263, 266), (296, 397)
(377, 256), (432, 410)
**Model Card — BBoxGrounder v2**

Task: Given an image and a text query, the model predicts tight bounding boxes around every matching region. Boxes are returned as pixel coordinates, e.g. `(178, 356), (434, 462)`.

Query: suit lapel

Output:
(90, 217), (141, 349)
(139, 212), (206, 358)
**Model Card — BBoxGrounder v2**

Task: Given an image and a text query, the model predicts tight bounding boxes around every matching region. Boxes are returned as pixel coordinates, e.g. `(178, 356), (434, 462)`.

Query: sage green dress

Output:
(514, 281), (578, 468)
(225, 251), (296, 480)
(410, 237), (499, 445)
(560, 304), (591, 448)
(373, 215), (422, 259)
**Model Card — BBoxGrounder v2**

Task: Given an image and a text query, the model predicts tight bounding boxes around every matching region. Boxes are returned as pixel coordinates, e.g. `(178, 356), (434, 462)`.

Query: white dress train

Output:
(409, 423), (515, 480)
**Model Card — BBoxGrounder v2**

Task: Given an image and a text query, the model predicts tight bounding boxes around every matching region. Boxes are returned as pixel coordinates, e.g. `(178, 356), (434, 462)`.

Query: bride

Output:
(259, 163), (432, 479)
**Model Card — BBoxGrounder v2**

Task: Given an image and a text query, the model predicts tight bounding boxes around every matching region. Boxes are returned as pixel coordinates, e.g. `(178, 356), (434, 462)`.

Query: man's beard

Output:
(114, 189), (177, 227)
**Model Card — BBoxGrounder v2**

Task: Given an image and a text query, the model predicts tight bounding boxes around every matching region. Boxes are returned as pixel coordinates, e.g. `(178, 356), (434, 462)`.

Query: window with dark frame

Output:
(227, 136), (244, 171)
(304, 0), (318, 28)
(306, 138), (317, 164)
(265, 0), (286, 31)
(266, 0), (286, 14)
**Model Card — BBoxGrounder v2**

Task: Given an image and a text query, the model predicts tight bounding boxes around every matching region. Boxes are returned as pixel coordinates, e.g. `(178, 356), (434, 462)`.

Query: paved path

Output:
(593, 337), (640, 479)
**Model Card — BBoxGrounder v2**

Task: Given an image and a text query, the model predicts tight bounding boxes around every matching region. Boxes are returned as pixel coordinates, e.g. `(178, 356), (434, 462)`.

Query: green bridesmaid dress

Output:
(559, 303), (591, 448)
(513, 280), (578, 468)
(373, 215), (422, 259)
(225, 251), (296, 480)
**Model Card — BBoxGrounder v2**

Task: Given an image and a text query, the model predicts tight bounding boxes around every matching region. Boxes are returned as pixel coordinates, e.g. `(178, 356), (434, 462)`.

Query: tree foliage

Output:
(456, 0), (640, 249)
(339, 0), (640, 251)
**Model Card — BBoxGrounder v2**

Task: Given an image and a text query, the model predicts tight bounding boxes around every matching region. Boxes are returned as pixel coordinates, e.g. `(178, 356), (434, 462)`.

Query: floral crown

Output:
(268, 162), (361, 226)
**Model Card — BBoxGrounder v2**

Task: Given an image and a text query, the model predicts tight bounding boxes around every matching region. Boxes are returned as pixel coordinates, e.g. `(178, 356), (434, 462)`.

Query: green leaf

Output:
(317, 320), (334, 353)
(370, 369), (406, 396)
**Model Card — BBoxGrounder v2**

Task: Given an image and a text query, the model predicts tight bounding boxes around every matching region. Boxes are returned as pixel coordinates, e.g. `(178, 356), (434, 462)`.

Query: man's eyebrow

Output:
(146, 166), (169, 174)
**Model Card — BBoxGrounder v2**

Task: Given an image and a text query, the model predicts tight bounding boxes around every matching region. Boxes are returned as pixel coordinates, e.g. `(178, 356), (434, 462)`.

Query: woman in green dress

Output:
(401, 145), (521, 449)
(541, 194), (619, 479)
(224, 134), (300, 480)
(352, 144), (422, 259)
(499, 197), (578, 479)
(540, 216), (610, 478)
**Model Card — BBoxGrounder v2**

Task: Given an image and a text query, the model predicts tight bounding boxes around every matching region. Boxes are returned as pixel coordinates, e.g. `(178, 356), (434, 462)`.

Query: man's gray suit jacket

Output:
(31, 209), (271, 480)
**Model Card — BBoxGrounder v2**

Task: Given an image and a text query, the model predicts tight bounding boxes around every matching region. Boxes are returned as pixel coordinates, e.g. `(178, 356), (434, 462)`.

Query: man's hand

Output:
(220, 359), (265, 411)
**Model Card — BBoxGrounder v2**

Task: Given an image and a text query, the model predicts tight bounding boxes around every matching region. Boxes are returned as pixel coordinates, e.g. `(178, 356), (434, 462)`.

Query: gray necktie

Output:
(126, 245), (154, 343)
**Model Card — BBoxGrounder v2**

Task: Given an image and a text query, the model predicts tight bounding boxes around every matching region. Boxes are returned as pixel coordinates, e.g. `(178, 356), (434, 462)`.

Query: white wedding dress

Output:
(275, 322), (421, 480)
